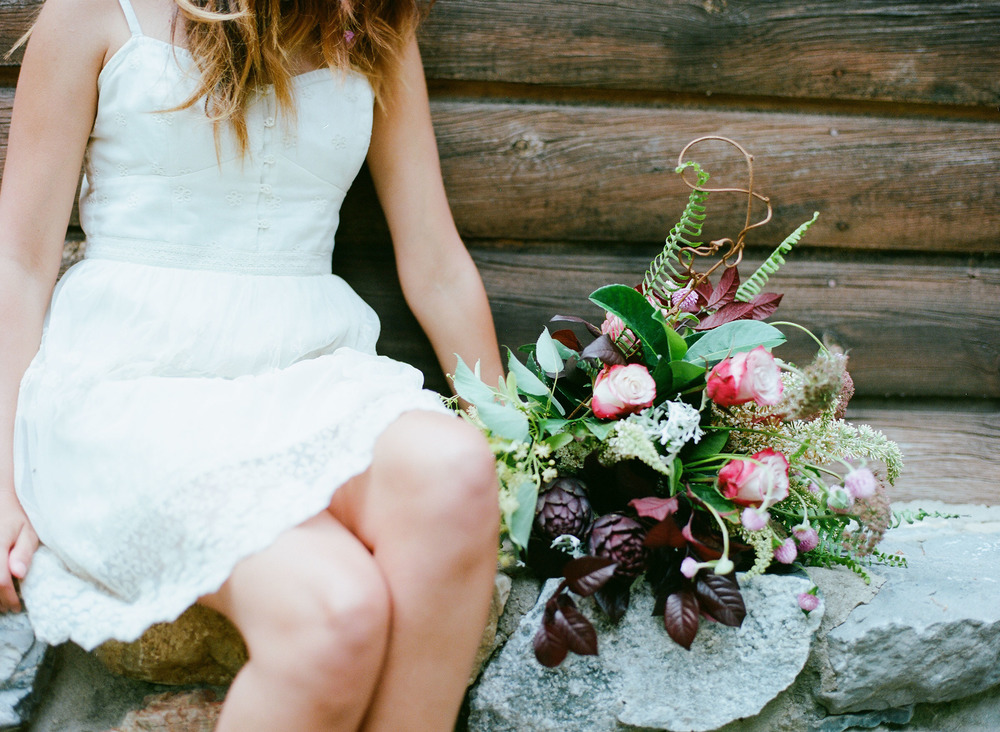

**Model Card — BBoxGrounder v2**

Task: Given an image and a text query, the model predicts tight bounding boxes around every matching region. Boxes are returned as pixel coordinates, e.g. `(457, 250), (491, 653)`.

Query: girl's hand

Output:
(0, 493), (38, 613)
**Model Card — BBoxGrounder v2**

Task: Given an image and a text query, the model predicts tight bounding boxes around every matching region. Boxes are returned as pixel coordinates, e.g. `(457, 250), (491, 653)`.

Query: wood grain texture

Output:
(4, 91), (998, 253)
(418, 0), (1000, 108)
(845, 402), (999, 505)
(3, 0), (999, 108)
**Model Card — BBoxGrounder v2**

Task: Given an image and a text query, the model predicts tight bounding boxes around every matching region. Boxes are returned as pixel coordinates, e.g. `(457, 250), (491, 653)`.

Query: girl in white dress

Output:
(0, 0), (503, 729)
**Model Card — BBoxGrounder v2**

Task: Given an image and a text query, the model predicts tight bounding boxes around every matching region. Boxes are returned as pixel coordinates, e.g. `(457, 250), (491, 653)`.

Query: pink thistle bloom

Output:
(741, 507), (769, 531)
(844, 467), (878, 500)
(798, 592), (820, 613)
(774, 537), (798, 564)
(793, 525), (820, 553)
(680, 557), (700, 578)
(671, 286), (699, 313)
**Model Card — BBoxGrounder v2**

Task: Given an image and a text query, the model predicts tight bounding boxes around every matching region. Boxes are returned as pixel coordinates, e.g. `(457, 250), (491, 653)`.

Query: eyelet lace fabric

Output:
(12, 13), (449, 648)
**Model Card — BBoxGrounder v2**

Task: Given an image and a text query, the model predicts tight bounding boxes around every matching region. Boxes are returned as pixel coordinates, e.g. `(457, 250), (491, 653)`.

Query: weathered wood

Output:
(845, 402), (999, 505)
(3, 0), (999, 108)
(4, 92), (998, 253)
(418, 0), (1000, 108)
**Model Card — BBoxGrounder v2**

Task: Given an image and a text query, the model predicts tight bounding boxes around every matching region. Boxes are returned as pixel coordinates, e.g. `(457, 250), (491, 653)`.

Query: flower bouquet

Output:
(452, 137), (904, 667)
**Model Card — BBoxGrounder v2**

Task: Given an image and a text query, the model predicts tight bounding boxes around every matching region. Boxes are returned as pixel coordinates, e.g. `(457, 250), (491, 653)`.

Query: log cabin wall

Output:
(1, 0), (998, 503)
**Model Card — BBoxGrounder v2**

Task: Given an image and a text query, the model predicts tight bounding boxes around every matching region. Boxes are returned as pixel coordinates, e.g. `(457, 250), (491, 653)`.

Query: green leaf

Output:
(541, 418), (571, 434)
(683, 321), (785, 366)
(687, 481), (736, 516)
(670, 361), (706, 391)
(589, 285), (668, 366)
(535, 328), (565, 375)
(684, 428), (729, 461)
(506, 348), (550, 397)
(477, 400), (531, 442)
(653, 309), (689, 360)
(451, 355), (498, 409)
(585, 420), (616, 441)
(509, 478), (539, 550)
(544, 432), (575, 451)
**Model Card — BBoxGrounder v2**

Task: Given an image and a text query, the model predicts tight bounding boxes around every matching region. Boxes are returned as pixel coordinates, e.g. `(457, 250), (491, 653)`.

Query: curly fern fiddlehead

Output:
(641, 162), (710, 301)
(734, 211), (819, 302)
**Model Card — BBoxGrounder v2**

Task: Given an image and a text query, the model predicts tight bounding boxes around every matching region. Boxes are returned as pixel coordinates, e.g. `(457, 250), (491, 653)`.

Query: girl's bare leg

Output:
(199, 513), (391, 732)
(329, 410), (500, 732)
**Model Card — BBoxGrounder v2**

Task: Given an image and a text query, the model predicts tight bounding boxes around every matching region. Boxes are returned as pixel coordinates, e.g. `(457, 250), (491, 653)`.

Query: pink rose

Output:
(718, 448), (790, 508)
(706, 346), (783, 407)
(591, 364), (656, 419)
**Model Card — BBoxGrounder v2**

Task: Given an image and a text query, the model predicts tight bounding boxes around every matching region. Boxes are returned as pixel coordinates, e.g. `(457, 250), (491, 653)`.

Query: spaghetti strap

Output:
(116, 0), (143, 37)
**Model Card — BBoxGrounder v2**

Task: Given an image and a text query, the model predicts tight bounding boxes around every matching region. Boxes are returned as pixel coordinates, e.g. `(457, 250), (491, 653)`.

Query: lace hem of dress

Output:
(85, 236), (333, 276)
(21, 387), (448, 650)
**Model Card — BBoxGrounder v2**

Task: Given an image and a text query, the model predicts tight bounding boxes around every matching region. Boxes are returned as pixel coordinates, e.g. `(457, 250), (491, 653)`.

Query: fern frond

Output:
(735, 211), (819, 302)
(641, 162), (710, 300)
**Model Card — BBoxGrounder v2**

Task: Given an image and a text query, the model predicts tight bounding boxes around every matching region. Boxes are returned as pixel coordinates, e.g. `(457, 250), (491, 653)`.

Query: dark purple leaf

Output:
(706, 267), (740, 310)
(694, 301), (755, 330)
(533, 619), (569, 667)
(694, 572), (746, 628)
(647, 547), (684, 615)
(664, 588), (701, 649)
(643, 517), (687, 549)
(563, 556), (618, 597)
(551, 328), (584, 352)
(580, 333), (627, 366)
(551, 314), (603, 338)
(681, 513), (723, 560)
(747, 292), (783, 321)
(629, 496), (680, 522)
(554, 595), (599, 656)
(594, 577), (632, 623)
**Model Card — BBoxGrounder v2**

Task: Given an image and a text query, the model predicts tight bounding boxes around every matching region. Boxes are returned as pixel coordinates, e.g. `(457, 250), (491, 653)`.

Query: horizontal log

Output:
(3, 0), (999, 108)
(4, 92), (998, 253)
(418, 0), (1000, 108)
(845, 402), (999, 505)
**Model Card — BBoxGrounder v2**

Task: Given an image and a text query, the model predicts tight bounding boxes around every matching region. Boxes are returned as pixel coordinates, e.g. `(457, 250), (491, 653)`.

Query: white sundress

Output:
(13, 0), (448, 650)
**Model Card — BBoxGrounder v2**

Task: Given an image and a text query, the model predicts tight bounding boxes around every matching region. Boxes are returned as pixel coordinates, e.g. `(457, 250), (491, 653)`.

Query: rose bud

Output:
(718, 448), (790, 508)
(844, 467), (878, 500)
(534, 477), (592, 541)
(706, 346), (783, 407)
(588, 513), (649, 578)
(591, 364), (656, 419)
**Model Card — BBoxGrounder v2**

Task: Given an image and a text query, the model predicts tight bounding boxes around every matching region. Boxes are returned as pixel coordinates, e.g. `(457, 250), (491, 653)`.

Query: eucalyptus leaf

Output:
(540, 418), (572, 434)
(451, 355), (498, 409)
(535, 328), (565, 375)
(509, 478), (540, 549)
(506, 348), (551, 397)
(585, 420), (616, 441)
(477, 400), (530, 442)
(544, 432), (576, 451)
(683, 321), (785, 366)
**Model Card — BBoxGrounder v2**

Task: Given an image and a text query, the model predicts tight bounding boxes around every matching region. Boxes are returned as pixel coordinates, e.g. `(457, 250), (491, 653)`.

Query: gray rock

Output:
(817, 501), (1000, 715)
(469, 572), (823, 732)
(0, 613), (47, 730)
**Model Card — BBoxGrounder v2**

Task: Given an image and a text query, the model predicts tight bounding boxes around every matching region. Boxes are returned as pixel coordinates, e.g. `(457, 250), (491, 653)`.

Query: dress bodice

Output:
(80, 34), (374, 275)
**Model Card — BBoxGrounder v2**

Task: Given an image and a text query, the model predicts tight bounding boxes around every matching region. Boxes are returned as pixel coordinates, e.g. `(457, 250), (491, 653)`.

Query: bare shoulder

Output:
(26, 0), (129, 75)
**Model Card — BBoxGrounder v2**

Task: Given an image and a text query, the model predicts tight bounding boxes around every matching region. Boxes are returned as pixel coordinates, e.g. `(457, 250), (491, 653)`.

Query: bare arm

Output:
(365, 36), (504, 392)
(0, 0), (111, 611)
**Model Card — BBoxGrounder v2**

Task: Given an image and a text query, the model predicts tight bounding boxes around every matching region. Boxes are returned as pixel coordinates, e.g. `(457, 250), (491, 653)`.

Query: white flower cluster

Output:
(631, 400), (705, 460)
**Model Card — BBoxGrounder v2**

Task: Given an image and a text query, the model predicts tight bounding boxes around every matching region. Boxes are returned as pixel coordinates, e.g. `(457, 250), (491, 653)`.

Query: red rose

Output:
(706, 346), (783, 407)
(718, 448), (790, 508)
(591, 364), (656, 419)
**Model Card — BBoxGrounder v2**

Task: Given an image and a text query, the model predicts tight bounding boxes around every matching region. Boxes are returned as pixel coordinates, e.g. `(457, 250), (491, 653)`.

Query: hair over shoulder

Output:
(172, 0), (430, 153)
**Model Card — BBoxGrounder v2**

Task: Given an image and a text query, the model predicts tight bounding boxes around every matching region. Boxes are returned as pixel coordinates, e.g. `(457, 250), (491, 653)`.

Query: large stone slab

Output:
(817, 501), (1000, 714)
(468, 572), (823, 732)
(0, 612), (47, 731)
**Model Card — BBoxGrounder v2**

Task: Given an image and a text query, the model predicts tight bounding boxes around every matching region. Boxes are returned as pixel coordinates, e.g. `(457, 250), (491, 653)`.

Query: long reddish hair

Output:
(172, 0), (429, 152)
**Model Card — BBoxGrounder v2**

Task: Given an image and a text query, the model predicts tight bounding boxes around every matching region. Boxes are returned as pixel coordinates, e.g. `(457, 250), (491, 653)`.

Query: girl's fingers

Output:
(0, 564), (21, 612)
(9, 526), (38, 579)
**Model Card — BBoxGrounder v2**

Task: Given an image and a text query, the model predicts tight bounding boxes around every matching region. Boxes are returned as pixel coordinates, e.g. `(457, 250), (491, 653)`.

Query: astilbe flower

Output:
(777, 349), (849, 422)
(842, 479), (892, 557)
(589, 513), (648, 578)
(534, 477), (592, 541)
